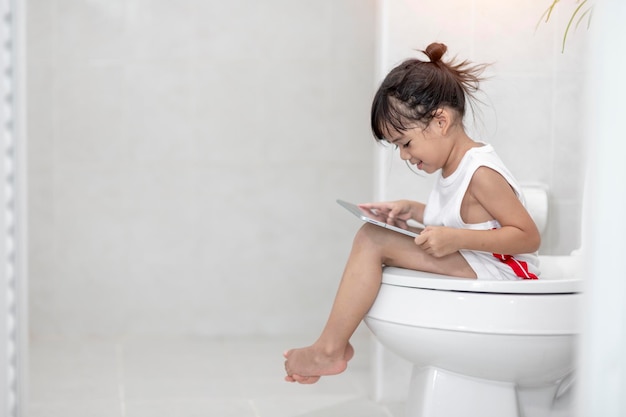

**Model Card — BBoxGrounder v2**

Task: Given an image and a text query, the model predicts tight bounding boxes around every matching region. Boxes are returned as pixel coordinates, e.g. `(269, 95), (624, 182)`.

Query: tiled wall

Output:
(27, 0), (377, 337)
(27, 0), (587, 339)
(376, 0), (587, 256)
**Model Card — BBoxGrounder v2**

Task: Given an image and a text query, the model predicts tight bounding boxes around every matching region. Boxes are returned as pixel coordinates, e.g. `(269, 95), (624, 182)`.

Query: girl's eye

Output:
(402, 141), (411, 148)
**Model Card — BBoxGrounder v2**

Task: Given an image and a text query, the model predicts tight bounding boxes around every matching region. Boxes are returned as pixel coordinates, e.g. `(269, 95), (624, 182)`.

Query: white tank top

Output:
(423, 144), (540, 280)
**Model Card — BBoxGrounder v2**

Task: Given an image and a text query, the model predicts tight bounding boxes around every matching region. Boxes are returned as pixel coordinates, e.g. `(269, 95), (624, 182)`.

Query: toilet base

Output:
(406, 366), (519, 417)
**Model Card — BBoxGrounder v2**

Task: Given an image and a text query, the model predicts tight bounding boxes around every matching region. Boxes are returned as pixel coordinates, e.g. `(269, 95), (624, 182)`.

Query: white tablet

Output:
(336, 199), (420, 238)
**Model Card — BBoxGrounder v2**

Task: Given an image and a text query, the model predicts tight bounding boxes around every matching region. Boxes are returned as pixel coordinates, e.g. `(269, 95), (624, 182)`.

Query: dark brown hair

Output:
(371, 42), (488, 141)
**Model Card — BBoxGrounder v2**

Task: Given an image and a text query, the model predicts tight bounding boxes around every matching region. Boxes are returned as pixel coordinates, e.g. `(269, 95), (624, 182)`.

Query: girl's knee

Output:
(352, 223), (419, 265)
(353, 223), (386, 248)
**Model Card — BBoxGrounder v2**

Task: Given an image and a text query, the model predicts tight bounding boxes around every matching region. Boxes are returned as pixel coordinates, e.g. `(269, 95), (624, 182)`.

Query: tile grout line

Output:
(115, 342), (127, 417)
(247, 399), (262, 417)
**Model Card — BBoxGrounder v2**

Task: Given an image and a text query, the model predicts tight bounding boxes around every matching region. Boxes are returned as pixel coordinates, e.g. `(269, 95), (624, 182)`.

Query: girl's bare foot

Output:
(283, 343), (354, 384)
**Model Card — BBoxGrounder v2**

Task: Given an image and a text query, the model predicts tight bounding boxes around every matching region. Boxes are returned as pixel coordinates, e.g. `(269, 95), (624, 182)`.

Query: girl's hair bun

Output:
(423, 42), (447, 63)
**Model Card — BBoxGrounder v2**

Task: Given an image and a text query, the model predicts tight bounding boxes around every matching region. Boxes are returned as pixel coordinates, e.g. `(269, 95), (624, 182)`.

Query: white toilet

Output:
(364, 185), (583, 417)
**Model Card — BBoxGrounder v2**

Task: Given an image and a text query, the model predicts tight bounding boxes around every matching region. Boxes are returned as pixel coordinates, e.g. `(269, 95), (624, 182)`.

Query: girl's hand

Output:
(414, 226), (459, 258)
(358, 200), (417, 229)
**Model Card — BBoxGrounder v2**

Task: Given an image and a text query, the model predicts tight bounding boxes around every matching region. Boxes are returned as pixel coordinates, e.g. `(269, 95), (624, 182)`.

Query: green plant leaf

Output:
(537, 0), (593, 52)
(561, 0), (590, 52)
(536, 0), (561, 31)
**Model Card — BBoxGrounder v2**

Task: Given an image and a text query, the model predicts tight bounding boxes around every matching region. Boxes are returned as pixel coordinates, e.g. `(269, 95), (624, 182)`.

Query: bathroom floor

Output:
(27, 332), (404, 417)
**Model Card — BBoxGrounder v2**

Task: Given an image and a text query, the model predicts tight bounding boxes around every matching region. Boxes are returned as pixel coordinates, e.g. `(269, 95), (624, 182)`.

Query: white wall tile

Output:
(55, 0), (129, 64)
(125, 0), (196, 62)
(52, 65), (131, 170)
(28, 0), (377, 337)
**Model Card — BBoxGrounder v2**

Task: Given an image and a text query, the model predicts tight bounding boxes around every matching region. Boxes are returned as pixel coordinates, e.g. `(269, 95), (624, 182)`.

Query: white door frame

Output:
(0, 0), (27, 415)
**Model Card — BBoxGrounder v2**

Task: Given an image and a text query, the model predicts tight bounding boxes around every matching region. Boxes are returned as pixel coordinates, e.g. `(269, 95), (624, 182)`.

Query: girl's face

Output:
(384, 120), (446, 174)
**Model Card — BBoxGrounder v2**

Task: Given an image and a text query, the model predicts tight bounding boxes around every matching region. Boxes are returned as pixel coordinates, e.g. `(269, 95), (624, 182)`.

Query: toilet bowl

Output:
(364, 185), (583, 417)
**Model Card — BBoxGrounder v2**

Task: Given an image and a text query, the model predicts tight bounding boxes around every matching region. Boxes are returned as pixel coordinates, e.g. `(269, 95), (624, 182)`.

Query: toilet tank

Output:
(521, 183), (549, 235)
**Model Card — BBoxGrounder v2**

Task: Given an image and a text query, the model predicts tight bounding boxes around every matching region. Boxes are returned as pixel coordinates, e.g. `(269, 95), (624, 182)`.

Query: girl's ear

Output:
(433, 108), (452, 135)
(433, 107), (457, 136)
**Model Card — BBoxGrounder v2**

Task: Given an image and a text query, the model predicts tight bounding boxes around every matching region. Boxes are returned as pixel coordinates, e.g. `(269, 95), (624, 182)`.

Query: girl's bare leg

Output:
(284, 223), (475, 383)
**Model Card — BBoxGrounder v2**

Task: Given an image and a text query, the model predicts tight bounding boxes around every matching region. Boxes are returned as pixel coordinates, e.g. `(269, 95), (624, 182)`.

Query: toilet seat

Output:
(382, 255), (583, 294)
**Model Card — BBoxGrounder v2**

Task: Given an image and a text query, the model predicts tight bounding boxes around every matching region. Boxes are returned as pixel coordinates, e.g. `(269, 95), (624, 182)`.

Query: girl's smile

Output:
(387, 124), (441, 174)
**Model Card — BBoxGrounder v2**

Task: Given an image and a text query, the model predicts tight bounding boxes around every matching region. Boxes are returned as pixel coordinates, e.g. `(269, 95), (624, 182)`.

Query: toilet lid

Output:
(382, 266), (582, 294)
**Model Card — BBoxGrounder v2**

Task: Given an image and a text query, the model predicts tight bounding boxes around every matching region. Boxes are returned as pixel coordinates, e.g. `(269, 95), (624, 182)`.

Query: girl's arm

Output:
(416, 167), (540, 257)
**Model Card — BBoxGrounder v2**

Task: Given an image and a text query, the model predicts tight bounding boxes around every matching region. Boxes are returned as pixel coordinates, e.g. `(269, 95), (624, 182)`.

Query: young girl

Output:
(283, 42), (541, 384)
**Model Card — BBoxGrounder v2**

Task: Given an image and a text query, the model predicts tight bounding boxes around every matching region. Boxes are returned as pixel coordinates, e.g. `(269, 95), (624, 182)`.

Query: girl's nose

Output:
(399, 147), (410, 161)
